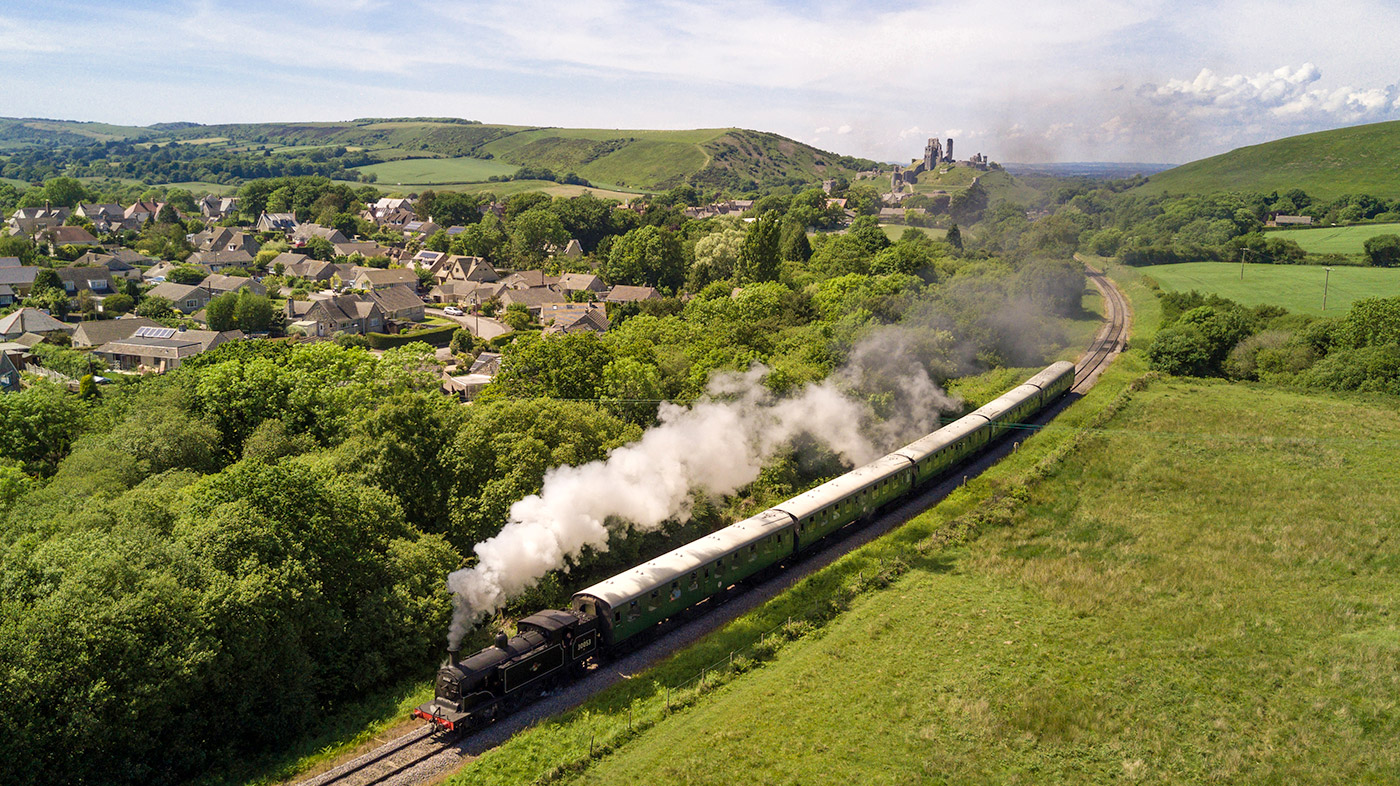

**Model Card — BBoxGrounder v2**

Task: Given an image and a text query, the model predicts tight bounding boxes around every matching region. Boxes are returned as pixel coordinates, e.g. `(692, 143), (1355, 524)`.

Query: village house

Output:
(201, 274), (268, 298)
(442, 351), (501, 401)
(192, 227), (261, 255)
(145, 281), (215, 313)
(286, 294), (386, 337)
(0, 259), (40, 299)
(54, 266), (118, 298)
(351, 267), (418, 291)
(401, 220), (440, 239)
(604, 284), (662, 303)
(499, 286), (566, 316)
(0, 350), (21, 393)
(292, 224), (349, 246)
(428, 280), (504, 305)
(72, 251), (143, 281)
(0, 308), (75, 341)
(368, 284), (426, 322)
(500, 269), (559, 290)
(334, 240), (394, 260)
(256, 212), (298, 233)
(94, 325), (243, 373)
(185, 249), (255, 272)
(124, 200), (163, 224)
(37, 225), (99, 253)
(557, 272), (607, 298)
(199, 195), (240, 221)
(541, 303), (609, 335)
(281, 257), (347, 284)
(71, 317), (161, 349)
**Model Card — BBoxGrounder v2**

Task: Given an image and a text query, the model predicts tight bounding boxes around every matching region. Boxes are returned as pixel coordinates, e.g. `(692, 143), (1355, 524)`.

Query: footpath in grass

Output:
(1141, 260), (1400, 315)
(562, 379), (1400, 785)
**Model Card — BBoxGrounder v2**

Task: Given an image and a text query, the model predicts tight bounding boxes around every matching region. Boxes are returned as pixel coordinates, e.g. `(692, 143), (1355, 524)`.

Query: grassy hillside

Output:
(0, 116), (875, 193)
(1142, 261), (1400, 315)
(1140, 120), (1400, 200)
(1277, 222), (1400, 256)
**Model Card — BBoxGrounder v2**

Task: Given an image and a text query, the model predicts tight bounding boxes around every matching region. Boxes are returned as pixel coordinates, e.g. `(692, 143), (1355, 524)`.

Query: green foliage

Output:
(736, 212), (781, 284)
(605, 225), (685, 292)
(445, 398), (640, 547)
(302, 235), (336, 261)
(1363, 233), (1400, 267)
(365, 326), (457, 349)
(30, 341), (105, 379)
(165, 264), (207, 285)
(0, 382), (88, 475)
(135, 294), (175, 319)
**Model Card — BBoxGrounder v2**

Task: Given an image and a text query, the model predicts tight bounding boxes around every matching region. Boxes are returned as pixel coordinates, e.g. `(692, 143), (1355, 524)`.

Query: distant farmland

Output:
(1142, 261), (1400, 315)
(352, 156), (516, 185)
(1274, 222), (1400, 256)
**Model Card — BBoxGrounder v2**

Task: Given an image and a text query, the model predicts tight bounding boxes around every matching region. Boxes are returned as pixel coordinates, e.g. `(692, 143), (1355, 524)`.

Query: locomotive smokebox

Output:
(448, 648), (460, 666)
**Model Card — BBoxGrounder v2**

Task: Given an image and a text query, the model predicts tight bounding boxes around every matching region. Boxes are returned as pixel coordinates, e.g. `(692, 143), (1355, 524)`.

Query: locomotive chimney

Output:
(447, 647), (460, 666)
(495, 632), (509, 649)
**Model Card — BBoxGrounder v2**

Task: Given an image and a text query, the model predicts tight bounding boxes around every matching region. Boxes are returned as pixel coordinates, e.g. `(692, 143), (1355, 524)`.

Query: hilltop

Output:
(1140, 119), (1400, 201)
(0, 117), (878, 194)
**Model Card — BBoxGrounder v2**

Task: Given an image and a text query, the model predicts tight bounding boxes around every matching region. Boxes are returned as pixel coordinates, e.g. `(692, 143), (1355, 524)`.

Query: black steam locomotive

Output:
(413, 609), (598, 730)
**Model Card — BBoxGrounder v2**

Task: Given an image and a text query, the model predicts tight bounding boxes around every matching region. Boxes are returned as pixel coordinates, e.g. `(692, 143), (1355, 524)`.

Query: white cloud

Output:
(836, 124), (852, 135)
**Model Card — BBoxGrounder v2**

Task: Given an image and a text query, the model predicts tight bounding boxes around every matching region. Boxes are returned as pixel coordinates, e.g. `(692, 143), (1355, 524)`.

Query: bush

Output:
(1363, 234), (1400, 267)
(365, 324), (456, 349)
(1146, 326), (1213, 376)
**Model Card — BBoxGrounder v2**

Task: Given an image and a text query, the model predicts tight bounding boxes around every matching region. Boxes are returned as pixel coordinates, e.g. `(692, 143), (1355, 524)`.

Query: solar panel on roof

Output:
(134, 326), (177, 339)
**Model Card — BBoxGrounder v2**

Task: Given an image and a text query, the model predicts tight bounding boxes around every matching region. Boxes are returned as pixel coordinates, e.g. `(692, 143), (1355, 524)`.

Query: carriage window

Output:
(628, 601), (639, 620)
(704, 566), (711, 579)
(649, 590), (659, 610)
(689, 572), (699, 590)
(614, 610), (621, 621)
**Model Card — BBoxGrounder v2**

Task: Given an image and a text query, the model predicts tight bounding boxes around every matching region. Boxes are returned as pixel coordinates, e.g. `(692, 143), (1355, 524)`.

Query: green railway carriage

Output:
(572, 509), (797, 646)
(893, 415), (990, 484)
(772, 454), (915, 548)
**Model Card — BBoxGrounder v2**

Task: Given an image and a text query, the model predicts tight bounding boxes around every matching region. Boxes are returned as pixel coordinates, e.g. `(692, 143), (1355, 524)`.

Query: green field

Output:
(1140, 119), (1400, 201)
(352, 156), (517, 185)
(878, 224), (947, 242)
(1274, 222), (1400, 255)
(1141, 261), (1400, 315)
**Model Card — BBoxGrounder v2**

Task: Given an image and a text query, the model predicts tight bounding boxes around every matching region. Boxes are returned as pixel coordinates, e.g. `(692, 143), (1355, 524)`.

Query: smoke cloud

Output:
(445, 334), (961, 648)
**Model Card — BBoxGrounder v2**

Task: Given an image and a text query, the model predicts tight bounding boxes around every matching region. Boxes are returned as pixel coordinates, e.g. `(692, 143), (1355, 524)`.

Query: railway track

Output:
(290, 262), (1132, 786)
(296, 725), (459, 786)
(1073, 259), (1130, 393)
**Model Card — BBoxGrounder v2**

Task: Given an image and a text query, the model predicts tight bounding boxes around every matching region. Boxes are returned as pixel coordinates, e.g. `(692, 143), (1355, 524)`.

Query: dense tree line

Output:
(0, 139), (382, 186)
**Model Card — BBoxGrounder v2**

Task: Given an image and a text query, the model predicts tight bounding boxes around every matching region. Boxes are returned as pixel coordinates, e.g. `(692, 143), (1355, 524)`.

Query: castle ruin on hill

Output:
(890, 136), (990, 192)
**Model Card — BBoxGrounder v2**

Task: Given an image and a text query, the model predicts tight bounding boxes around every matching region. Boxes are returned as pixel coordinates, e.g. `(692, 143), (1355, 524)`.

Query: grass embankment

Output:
(1273, 222), (1400, 256)
(878, 224), (947, 242)
(444, 269), (1163, 784)
(1138, 118), (1400, 201)
(1141, 261), (1400, 315)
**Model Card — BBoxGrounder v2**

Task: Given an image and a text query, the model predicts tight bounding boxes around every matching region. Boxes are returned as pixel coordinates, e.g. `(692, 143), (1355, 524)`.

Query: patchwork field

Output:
(1274, 222), (1400, 256)
(1141, 260), (1400, 315)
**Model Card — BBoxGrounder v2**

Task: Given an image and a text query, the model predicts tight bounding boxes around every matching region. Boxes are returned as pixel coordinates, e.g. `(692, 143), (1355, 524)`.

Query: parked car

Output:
(444, 306), (464, 316)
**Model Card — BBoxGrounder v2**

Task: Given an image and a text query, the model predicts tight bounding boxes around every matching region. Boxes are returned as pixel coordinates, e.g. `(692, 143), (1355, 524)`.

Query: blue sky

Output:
(5, 0), (1400, 163)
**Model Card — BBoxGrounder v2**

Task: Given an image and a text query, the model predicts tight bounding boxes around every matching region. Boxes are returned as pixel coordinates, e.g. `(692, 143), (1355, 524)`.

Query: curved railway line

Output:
(290, 264), (1132, 786)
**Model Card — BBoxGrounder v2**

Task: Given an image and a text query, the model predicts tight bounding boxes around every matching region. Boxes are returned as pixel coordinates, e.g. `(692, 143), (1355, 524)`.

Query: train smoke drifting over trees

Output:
(446, 336), (959, 648)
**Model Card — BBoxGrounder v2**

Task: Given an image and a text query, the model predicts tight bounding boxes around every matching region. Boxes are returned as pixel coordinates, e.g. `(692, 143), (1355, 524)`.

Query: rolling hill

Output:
(0, 117), (877, 193)
(1140, 120), (1400, 201)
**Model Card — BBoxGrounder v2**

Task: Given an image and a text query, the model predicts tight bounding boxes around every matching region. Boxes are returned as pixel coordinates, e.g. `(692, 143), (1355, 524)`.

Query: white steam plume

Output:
(446, 340), (960, 649)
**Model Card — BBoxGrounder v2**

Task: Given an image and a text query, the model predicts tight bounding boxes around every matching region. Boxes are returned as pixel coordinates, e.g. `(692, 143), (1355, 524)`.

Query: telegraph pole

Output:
(1323, 267), (1332, 311)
